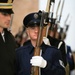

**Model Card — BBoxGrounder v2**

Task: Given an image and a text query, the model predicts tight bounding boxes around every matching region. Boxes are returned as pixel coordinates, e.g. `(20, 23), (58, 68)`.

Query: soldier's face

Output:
(0, 12), (11, 30)
(27, 26), (39, 41)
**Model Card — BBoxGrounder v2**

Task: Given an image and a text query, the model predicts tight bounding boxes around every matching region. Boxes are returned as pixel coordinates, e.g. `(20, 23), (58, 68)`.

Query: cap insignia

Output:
(34, 13), (38, 19)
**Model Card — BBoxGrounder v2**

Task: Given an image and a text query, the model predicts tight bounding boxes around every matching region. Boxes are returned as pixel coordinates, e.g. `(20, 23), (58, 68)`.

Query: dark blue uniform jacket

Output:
(47, 35), (67, 67)
(66, 46), (74, 71)
(16, 40), (65, 75)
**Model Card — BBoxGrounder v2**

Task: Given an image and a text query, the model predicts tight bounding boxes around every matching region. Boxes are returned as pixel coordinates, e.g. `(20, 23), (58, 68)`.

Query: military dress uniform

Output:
(47, 35), (67, 67)
(16, 40), (66, 75)
(0, 29), (16, 75)
(0, 0), (17, 75)
(16, 11), (66, 75)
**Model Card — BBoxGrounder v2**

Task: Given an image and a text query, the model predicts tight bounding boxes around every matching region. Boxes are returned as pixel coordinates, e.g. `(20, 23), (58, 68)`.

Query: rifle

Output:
(55, 0), (65, 26)
(63, 14), (70, 33)
(55, 0), (65, 38)
(43, 0), (52, 37)
(50, 0), (61, 38)
(61, 14), (70, 40)
(47, 0), (56, 37)
(31, 11), (48, 75)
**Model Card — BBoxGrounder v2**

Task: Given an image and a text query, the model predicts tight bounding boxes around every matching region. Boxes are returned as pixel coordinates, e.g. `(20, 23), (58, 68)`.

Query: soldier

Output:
(0, 0), (17, 75)
(60, 26), (75, 75)
(16, 11), (65, 75)
(54, 26), (71, 75)
(46, 21), (67, 67)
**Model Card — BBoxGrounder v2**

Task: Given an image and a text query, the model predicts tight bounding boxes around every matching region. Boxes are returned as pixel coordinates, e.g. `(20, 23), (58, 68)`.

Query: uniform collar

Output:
(26, 40), (47, 54)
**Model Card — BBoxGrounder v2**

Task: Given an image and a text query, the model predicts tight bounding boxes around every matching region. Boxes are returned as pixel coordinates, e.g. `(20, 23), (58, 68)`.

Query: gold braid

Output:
(7, 0), (12, 3)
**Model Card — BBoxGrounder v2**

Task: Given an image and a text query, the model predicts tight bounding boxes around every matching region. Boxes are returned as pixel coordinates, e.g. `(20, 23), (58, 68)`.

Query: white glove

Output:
(43, 37), (50, 45)
(30, 56), (47, 68)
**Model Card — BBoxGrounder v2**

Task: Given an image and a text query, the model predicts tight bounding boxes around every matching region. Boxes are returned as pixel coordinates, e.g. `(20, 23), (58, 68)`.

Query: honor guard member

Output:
(54, 26), (70, 75)
(60, 27), (75, 74)
(0, 0), (17, 75)
(45, 21), (67, 67)
(16, 11), (65, 75)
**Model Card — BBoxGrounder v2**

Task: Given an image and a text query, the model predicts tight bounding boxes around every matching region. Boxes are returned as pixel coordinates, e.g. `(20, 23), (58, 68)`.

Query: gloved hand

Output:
(30, 56), (47, 68)
(43, 37), (50, 45)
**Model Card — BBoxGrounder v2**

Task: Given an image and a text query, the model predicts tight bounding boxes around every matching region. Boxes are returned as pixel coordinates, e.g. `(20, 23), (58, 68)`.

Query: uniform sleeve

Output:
(42, 49), (66, 75)
(59, 41), (67, 67)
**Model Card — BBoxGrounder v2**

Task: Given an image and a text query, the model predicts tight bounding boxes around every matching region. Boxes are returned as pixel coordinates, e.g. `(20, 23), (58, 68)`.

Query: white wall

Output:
(39, 0), (75, 51)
